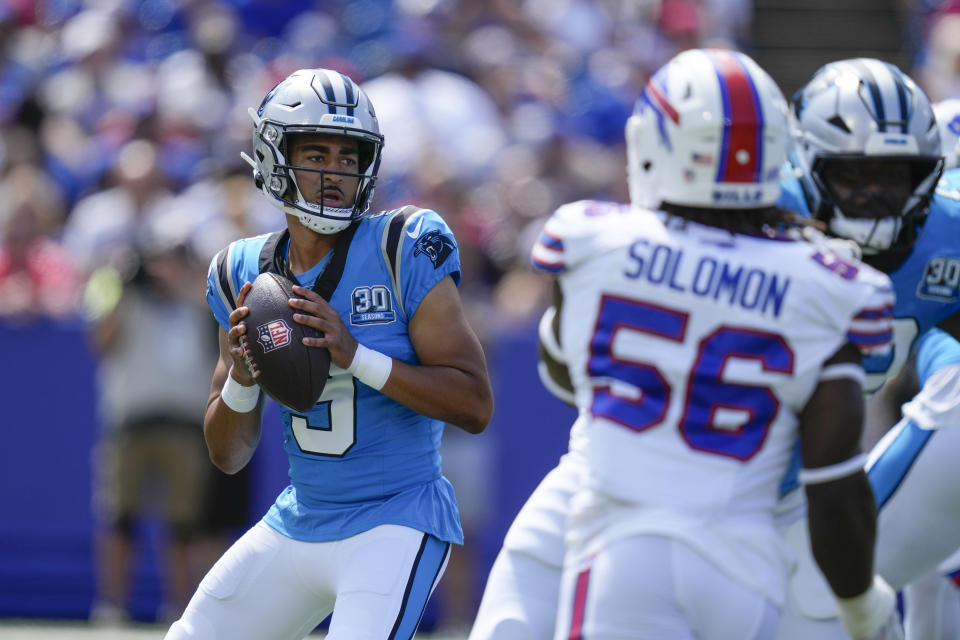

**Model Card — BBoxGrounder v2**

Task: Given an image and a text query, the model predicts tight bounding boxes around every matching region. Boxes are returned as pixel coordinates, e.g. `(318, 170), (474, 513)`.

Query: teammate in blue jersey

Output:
(165, 68), (493, 640)
(773, 59), (960, 640)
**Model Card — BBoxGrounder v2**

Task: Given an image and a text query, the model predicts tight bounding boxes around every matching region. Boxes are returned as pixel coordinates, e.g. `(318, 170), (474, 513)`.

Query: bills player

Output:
(772, 59), (960, 640)
(476, 48), (899, 640)
(165, 69), (493, 640)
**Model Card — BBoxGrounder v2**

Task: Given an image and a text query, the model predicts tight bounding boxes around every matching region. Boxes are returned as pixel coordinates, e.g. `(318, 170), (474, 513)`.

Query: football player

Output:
(773, 59), (960, 640)
(934, 98), (960, 170)
(474, 48), (898, 640)
(165, 68), (493, 640)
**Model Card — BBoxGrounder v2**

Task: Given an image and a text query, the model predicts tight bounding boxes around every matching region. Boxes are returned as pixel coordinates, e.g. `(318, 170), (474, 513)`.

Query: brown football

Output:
(239, 272), (330, 412)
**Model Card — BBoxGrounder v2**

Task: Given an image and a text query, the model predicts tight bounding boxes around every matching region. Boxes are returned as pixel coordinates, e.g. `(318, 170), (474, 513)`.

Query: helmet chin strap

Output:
(285, 169), (356, 235)
(294, 207), (353, 235)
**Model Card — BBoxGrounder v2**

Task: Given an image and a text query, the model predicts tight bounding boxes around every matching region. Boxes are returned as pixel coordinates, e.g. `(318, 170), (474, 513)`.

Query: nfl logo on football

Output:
(256, 319), (292, 352)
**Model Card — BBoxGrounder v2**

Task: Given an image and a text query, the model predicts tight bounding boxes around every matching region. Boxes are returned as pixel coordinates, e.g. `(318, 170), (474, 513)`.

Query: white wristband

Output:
(221, 373), (260, 413)
(819, 363), (866, 385)
(348, 344), (393, 391)
(835, 575), (898, 640)
(799, 453), (867, 485)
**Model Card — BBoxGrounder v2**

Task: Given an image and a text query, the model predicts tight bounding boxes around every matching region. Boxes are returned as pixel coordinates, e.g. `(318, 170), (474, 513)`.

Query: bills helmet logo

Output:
(256, 319), (292, 352)
(413, 229), (456, 269)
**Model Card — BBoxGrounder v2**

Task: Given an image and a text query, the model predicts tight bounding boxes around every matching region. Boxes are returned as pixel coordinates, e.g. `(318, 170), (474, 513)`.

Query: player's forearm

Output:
(381, 360), (493, 434)
(203, 396), (263, 474)
(805, 471), (877, 598)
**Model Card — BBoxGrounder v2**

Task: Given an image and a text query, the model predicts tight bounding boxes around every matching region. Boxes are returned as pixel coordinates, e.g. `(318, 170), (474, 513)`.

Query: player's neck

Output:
(286, 217), (338, 273)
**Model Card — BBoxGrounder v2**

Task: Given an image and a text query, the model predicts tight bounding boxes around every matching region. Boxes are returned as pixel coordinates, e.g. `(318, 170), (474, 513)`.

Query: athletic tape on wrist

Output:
(819, 363), (866, 385)
(799, 453), (867, 485)
(835, 576), (897, 640)
(348, 344), (393, 391)
(221, 373), (260, 413)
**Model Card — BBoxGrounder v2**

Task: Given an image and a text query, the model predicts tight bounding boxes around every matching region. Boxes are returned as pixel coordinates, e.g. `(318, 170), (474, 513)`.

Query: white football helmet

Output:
(790, 58), (943, 253)
(243, 68), (384, 234)
(934, 98), (960, 170)
(626, 48), (789, 210)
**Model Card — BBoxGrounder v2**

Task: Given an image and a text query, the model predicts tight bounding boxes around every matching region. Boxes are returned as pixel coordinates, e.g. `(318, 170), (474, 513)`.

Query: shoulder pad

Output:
(530, 200), (631, 273)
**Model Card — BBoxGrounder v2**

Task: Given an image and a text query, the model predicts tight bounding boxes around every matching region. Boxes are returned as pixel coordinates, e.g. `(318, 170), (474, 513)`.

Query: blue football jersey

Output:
(914, 327), (960, 385)
(777, 168), (960, 497)
(779, 166), (960, 388)
(205, 207), (465, 544)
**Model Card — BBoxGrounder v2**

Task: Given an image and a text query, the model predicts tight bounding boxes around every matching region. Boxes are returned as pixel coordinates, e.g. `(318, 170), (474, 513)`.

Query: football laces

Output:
(238, 335), (262, 379)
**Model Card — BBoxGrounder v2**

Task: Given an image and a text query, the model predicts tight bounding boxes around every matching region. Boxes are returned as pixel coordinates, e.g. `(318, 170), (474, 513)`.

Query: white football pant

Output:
(165, 521), (449, 640)
(554, 535), (779, 640)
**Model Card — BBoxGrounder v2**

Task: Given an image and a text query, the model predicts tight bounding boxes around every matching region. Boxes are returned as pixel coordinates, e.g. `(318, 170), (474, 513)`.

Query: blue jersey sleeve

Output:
(914, 327), (960, 385)
(206, 246), (236, 331)
(396, 209), (461, 319)
(205, 234), (273, 332)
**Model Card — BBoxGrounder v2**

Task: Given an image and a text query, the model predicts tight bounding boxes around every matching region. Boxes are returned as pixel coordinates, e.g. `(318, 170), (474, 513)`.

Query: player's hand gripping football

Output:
(288, 284), (357, 369)
(227, 281), (260, 385)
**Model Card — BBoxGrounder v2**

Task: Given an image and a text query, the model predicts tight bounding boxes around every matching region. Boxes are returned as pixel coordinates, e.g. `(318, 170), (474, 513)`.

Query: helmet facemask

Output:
(810, 154), (942, 253)
(257, 123), (382, 234)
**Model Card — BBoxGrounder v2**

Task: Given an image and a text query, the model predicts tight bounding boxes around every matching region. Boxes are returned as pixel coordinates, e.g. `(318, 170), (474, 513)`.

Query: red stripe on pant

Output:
(568, 565), (591, 640)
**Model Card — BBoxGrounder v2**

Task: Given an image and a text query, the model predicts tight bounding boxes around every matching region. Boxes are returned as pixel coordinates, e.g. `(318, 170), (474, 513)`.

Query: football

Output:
(239, 272), (330, 412)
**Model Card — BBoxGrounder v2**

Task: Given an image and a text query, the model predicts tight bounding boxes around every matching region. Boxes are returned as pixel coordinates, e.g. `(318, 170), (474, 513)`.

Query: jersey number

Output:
(289, 371), (357, 456)
(588, 296), (795, 461)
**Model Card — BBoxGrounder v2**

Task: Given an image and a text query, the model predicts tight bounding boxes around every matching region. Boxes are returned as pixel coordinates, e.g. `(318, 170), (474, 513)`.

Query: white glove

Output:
(835, 576), (904, 640)
(800, 224), (863, 260)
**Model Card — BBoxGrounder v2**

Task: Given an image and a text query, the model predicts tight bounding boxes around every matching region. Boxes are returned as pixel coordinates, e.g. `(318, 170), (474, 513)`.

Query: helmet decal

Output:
(258, 81), (282, 117)
(638, 73), (679, 151)
(311, 70), (358, 115)
(708, 49), (764, 184)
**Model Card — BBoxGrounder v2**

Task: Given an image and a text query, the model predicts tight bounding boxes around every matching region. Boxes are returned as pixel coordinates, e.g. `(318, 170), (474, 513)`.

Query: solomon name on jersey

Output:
(206, 207), (464, 544)
(531, 200), (893, 600)
(780, 165), (960, 390)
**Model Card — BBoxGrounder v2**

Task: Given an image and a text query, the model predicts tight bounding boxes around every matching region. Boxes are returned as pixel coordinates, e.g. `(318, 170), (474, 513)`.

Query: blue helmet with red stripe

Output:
(626, 48), (789, 211)
(243, 68), (384, 234)
(790, 58), (942, 253)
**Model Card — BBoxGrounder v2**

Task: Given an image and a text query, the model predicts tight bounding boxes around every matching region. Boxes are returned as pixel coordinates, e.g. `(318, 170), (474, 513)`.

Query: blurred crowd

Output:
(0, 0), (759, 331)
(4, 0), (960, 326)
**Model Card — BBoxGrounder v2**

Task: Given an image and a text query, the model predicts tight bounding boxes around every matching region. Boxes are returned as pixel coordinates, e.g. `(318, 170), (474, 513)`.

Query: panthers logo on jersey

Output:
(413, 229), (456, 269)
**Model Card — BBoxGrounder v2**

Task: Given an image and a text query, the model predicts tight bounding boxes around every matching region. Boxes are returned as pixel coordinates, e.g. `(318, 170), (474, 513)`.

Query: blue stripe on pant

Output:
(389, 534), (451, 640)
(868, 419), (934, 509)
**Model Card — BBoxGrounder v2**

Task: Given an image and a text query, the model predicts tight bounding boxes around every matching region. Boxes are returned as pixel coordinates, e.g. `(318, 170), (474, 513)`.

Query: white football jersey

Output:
(531, 200), (894, 600)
